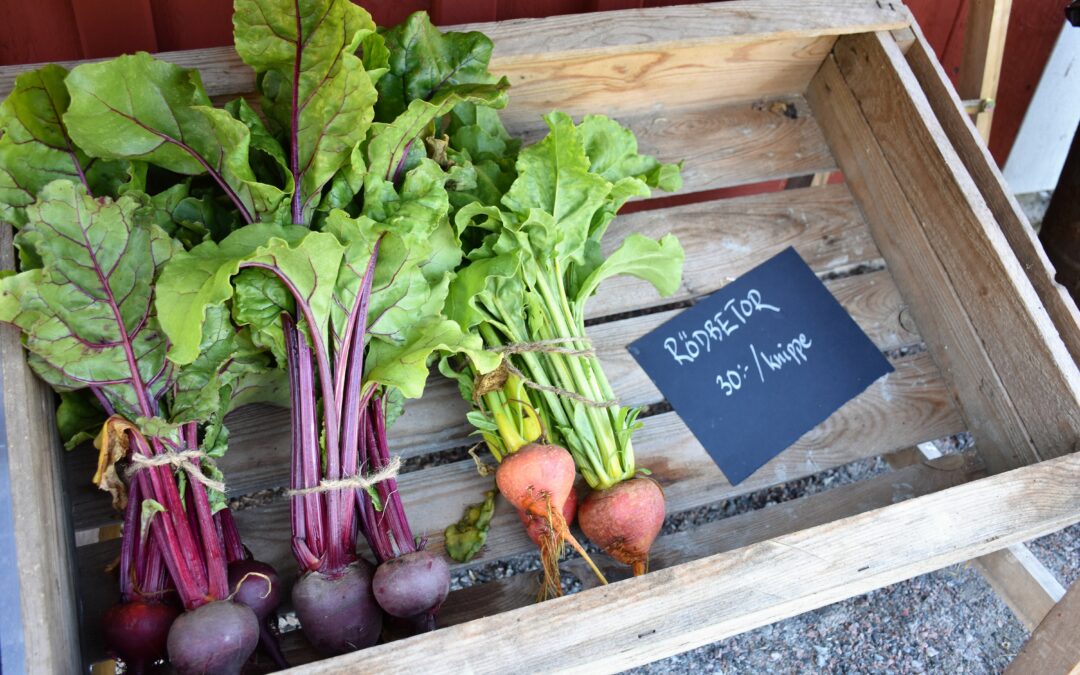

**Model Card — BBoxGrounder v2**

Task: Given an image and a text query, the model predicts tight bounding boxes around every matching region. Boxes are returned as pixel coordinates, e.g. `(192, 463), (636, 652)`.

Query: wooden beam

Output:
(902, 23), (1080, 365)
(1006, 580), (1080, 675)
(889, 444), (1067, 632)
(0, 227), (81, 673)
(810, 34), (1080, 473)
(291, 453), (1080, 674)
(971, 544), (1067, 632)
(0, 1), (909, 100)
(958, 0), (1012, 140)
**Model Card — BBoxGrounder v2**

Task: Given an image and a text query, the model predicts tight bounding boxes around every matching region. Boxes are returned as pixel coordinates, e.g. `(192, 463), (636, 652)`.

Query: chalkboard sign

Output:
(628, 247), (894, 485)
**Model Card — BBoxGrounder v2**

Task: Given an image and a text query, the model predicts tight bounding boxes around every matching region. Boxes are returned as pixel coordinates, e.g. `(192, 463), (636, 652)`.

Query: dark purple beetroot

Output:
(166, 600), (259, 675)
(101, 600), (180, 673)
(371, 550), (450, 621)
(228, 559), (282, 620)
(292, 560), (382, 654)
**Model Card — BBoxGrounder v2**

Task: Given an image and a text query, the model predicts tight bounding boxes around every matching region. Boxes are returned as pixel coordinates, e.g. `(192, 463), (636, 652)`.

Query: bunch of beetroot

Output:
(154, 1), (504, 658)
(441, 112), (685, 589)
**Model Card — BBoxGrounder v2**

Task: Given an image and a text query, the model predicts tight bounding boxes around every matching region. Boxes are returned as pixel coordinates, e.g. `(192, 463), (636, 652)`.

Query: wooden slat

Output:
(0, 0), (907, 99)
(291, 453), (1080, 674)
(441, 450), (985, 626)
(493, 34), (838, 130)
(808, 38), (1080, 474)
(0, 226), (81, 674)
(970, 544), (1067, 632)
(901, 24), (1080, 364)
(1006, 580), (1080, 675)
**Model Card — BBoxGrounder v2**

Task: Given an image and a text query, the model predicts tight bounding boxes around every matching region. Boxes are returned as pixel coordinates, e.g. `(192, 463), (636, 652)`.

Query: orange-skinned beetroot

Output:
(579, 476), (665, 576)
(496, 443), (607, 589)
(496, 443), (576, 517)
(517, 484), (578, 545)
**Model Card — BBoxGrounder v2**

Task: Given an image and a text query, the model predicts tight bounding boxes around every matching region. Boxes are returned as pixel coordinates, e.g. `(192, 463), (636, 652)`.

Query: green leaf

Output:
(443, 489), (496, 563)
(501, 112), (611, 266)
(366, 84), (509, 184)
(376, 13), (505, 123)
(0, 181), (178, 420)
(56, 390), (104, 450)
(233, 0), (379, 224)
(154, 222), (315, 365)
(139, 498), (166, 548)
(0, 65), (125, 225)
(64, 53), (279, 224)
(573, 233), (685, 307)
(170, 304), (275, 424)
(365, 317), (492, 399)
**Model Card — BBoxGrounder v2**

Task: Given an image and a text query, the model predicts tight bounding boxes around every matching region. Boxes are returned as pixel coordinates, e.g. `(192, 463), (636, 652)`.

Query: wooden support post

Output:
(891, 444), (1069, 631)
(959, 0), (1013, 141)
(1006, 580), (1080, 675)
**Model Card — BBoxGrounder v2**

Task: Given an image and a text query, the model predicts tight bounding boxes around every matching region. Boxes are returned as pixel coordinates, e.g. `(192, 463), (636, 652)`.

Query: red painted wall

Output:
(0, 0), (1064, 164)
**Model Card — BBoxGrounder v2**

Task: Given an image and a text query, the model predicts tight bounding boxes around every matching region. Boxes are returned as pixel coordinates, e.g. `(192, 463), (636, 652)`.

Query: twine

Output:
(128, 449), (227, 493)
(286, 456), (402, 496)
(493, 338), (619, 409)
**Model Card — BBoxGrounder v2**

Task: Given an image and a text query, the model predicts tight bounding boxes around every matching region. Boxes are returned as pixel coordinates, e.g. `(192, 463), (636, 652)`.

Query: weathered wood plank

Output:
(831, 32), (1080, 467)
(808, 46), (1080, 475)
(957, 0), (1012, 140)
(0, 0), (908, 98)
(970, 544), (1067, 632)
(292, 453), (1080, 674)
(1006, 580), (1080, 675)
(0, 226), (81, 674)
(441, 450), (985, 626)
(901, 24), (1080, 364)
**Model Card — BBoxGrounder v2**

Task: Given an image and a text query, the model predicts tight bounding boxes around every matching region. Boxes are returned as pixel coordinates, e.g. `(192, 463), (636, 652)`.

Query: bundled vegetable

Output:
(154, 3), (504, 654)
(442, 112), (684, 584)
(0, 54), (294, 672)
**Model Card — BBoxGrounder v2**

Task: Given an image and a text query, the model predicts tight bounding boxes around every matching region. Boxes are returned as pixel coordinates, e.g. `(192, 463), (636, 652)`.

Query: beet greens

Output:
(155, 3), (506, 651)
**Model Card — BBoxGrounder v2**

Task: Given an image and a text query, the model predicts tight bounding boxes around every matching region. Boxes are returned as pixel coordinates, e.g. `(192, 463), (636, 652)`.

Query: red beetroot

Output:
(578, 476), (665, 576)
(101, 600), (180, 674)
(517, 486), (578, 600)
(496, 443), (606, 587)
(166, 600), (259, 675)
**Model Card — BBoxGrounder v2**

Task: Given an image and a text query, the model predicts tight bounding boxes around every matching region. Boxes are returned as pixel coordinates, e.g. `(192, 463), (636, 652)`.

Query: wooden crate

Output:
(1, 1), (1079, 672)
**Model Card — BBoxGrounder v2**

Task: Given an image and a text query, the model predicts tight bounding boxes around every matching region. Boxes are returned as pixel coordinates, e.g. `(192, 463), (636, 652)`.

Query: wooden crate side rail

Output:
(807, 34), (1080, 474)
(0, 226), (80, 674)
(1006, 579), (1080, 675)
(292, 452), (1080, 674)
(901, 23), (1080, 365)
(831, 31), (1080, 460)
(0, 1), (908, 98)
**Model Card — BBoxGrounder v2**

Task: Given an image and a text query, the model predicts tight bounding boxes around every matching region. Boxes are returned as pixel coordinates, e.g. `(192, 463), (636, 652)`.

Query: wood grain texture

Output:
(831, 32), (1080, 467)
(287, 453), (1080, 674)
(808, 49), (1076, 475)
(443, 450), (986, 626)
(901, 25), (1080, 365)
(1006, 580), (1080, 675)
(0, 0), (907, 102)
(970, 544), (1066, 632)
(0, 225), (81, 674)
